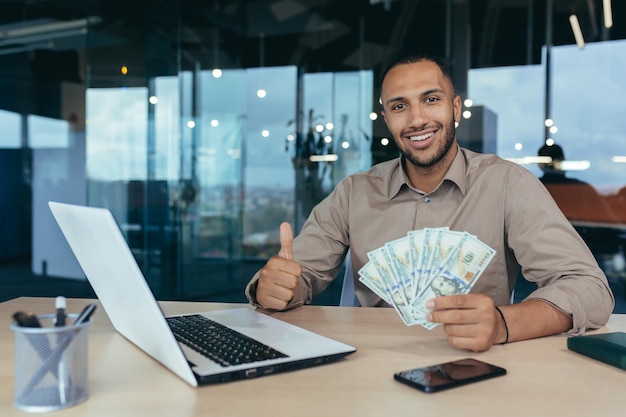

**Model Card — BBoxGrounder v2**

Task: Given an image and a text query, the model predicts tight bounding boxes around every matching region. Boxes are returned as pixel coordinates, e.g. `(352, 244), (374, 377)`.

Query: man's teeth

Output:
(410, 132), (433, 142)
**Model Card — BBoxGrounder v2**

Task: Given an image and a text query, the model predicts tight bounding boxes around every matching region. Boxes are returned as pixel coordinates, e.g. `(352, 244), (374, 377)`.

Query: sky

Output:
(469, 39), (626, 192)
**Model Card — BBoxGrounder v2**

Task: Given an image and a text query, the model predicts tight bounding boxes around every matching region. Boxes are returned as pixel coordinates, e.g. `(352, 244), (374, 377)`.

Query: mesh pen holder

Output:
(11, 314), (90, 413)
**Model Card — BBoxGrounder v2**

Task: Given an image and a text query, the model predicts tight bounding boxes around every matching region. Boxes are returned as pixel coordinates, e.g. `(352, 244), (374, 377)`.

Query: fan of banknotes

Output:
(358, 227), (496, 329)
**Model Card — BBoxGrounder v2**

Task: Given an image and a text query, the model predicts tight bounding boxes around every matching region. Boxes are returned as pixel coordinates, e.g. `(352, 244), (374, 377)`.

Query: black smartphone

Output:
(394, 358), (506, 393)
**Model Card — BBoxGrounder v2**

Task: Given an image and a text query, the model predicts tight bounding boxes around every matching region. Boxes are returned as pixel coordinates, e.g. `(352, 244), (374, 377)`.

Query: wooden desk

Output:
(2, 297), (625, 417)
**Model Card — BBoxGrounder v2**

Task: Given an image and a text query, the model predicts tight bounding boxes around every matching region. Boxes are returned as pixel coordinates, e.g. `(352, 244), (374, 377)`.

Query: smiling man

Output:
(380, 58), (460, 190)
(245, 55), (614, 352)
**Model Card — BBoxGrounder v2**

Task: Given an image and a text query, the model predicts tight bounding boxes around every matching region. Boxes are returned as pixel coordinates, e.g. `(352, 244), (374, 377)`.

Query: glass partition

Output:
(82, 63), (373, 300)
(468, 38), (626, 289)
(2, 0), (626, 308)
(0, 110), (22, 148)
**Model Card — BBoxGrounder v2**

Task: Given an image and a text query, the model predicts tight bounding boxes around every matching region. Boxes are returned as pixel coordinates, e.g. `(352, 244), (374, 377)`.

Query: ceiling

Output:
(0, 0), (624, 85)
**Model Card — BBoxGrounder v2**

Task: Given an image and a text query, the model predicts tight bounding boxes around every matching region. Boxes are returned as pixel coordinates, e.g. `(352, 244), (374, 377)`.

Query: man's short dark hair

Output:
(380, 55), (456, 95)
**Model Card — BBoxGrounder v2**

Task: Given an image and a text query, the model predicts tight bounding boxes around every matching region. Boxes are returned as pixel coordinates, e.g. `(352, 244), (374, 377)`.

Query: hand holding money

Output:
(426, 293), (504, 352)
(358, 227), (496, 329)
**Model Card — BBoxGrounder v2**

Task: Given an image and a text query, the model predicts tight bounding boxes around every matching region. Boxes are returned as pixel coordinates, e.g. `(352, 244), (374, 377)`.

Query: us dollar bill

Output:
(358, 228), (495, 329)
(385, 236), (415, 303)
(357, 261), (392, 304)
(367, 246), (414, 325)
(408, 230), (425, 300)
(410, 234), (496, 319)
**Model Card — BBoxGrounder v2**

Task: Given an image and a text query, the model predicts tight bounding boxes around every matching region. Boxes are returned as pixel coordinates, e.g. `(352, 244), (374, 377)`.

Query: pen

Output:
(19, 304), (98, 399)
(55, 296), (67, 327)
(55, 296), (68, 403)
(12, 310), (56, 378)
(74, 304), (97, 325)
(12, 311), (43, 328)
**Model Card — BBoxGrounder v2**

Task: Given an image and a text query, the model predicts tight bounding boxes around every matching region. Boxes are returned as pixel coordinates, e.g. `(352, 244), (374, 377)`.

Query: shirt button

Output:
(424, 197), (431, 203)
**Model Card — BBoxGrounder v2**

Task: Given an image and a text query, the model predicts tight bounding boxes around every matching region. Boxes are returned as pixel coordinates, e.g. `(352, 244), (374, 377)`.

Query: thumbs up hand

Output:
(256, 222), (302, 310)
(278, 222), (294, 260)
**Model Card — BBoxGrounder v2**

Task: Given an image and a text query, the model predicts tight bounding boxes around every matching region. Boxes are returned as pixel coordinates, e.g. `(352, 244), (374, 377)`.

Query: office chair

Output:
(339, 252), (360, 306)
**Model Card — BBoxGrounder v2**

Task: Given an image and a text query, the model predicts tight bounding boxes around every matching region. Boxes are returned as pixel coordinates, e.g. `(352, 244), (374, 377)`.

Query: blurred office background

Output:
(1, 0), (626, 309)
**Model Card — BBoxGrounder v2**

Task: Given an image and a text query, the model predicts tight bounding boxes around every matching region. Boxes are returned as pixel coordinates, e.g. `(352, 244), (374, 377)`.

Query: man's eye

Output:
(392, 103), (407, 110)
(425, 97), (439, 104)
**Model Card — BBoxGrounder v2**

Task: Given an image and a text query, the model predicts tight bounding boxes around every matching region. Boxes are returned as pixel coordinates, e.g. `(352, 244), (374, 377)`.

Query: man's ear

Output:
(453, 95), (462, 123)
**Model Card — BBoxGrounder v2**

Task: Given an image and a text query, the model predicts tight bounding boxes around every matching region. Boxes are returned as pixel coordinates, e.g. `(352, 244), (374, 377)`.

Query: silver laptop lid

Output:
(49, 201), (356, 386)
(49, 201), (198, 386)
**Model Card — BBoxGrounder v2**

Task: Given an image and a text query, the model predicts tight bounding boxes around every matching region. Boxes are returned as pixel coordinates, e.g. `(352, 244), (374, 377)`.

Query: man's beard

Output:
(400, 119), (456, 168)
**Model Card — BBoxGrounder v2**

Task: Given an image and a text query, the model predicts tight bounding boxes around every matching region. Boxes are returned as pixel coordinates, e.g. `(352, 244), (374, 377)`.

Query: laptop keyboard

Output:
(167, 314), (289, 367)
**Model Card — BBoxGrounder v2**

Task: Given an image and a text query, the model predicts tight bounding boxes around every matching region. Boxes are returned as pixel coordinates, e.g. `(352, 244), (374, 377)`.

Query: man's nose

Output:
(408, 105), (427, 127)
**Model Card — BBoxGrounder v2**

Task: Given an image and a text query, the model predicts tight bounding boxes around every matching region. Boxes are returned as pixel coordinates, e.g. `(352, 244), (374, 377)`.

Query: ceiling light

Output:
(0, 17), (100, 39)
(310, 154), (338, 162)
(560, 160), (590, 171)
(505, 156), (552, 165)
(603, 0), (613, 28)
(0, 17), (101, 51)
(569, 15), (585, 49)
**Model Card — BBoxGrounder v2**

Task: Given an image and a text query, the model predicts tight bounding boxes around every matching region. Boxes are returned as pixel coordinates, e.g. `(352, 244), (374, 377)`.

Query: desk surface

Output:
(2, 297), (625, 417)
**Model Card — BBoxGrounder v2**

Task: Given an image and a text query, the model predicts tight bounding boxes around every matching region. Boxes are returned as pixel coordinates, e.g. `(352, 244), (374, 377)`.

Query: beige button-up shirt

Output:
(246, 146), (614, 333)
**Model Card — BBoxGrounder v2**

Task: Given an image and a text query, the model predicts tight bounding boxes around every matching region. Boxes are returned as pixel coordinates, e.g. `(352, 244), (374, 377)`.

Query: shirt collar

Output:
(443, 145), (468, 195)
(389, 145), (468, 199)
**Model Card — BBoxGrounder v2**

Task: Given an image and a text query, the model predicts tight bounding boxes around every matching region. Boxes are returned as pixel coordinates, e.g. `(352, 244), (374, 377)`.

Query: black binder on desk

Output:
(567, 332), (626, 370)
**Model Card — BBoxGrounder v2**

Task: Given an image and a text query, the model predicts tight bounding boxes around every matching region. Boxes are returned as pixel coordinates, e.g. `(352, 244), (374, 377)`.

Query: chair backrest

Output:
(339, 252), (360, 307)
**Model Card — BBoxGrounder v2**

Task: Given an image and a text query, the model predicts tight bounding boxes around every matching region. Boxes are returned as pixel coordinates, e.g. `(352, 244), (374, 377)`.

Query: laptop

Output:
(48, 201), (356, 387)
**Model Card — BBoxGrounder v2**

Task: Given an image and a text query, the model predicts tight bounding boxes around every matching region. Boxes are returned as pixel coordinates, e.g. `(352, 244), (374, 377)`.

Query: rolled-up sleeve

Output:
(244, 179), (352, 309)
(504, 166), (614, 333)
